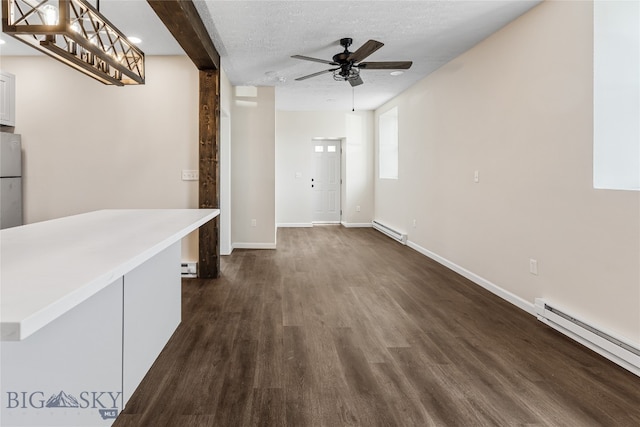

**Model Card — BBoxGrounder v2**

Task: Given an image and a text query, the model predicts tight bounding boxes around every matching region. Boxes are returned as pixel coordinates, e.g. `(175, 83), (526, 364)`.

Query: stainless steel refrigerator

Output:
(1, 132), (23, 229)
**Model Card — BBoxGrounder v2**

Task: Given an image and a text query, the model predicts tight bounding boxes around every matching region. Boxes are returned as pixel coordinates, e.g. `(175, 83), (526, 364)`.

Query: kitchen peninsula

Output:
(0, 209), (219, 427)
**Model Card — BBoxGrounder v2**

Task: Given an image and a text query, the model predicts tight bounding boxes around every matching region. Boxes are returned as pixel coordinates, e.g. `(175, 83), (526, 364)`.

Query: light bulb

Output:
(41, 4), (59, 26)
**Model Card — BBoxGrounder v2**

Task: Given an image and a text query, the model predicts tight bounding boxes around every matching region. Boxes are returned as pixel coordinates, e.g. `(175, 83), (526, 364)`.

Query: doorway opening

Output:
(311, 139), (342, 224)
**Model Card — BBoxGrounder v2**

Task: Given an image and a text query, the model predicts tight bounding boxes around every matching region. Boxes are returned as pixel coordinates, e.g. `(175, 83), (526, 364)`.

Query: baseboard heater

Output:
(535, 299), (640, 376)
(372, 220), (407, 245)
(181, 262), (197, 278)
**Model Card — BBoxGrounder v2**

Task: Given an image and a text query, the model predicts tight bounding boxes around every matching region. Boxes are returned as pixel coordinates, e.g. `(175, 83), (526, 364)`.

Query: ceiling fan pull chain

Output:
(352, 86), (355, 112)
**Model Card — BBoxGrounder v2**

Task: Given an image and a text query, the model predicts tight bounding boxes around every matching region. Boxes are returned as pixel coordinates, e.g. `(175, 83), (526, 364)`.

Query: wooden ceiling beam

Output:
(147, 0), (220, 70)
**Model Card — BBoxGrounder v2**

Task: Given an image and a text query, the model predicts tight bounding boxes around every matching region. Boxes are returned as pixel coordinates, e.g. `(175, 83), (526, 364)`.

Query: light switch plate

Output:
(182, 170), (199, 181)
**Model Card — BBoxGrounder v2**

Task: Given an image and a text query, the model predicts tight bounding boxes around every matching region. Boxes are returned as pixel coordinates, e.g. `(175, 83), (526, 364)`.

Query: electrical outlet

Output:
(356, 205), (361, 212)
(529, 258), (538, 275)
(412, 219), (417, 228)
(251, 219), (257, 227)
(182, 170), (199, 181)
(181, 262), (197, 277)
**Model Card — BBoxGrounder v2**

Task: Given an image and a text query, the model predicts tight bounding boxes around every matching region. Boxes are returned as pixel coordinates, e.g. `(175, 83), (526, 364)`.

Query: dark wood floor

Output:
(114, 226), (640, 426)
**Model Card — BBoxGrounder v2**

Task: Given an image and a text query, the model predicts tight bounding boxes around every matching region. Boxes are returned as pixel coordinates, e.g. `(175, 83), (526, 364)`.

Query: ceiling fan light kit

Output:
(333, 66), (360, 84)
(2, 0), (145, 86)
(292, 37), (412, 87)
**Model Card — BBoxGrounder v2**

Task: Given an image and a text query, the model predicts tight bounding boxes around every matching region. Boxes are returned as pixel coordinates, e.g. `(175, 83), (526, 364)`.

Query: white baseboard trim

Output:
(406, 240), (535, 315)
(277, 223), (313, 228)
(341, 222), (373, 228)
(232, 242), (277, 250)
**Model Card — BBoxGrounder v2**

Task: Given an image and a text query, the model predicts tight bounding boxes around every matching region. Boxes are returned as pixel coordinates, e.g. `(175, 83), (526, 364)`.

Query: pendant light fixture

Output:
(2, 0), (145, 86)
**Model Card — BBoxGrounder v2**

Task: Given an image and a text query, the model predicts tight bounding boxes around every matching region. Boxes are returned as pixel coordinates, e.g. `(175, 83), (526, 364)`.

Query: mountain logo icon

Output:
(45, 391), (80, 408)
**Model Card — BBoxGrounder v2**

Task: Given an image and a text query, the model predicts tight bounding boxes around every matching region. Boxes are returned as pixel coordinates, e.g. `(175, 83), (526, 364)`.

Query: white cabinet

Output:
(0, 244), (183, 426)
(123, 242), (181, 405)
(0, 209), (219, 426)
(0, 71), (16, 127)
(1, 279), (124, 427)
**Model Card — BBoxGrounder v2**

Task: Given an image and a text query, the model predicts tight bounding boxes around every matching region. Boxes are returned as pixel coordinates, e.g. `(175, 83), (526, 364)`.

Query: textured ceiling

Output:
(0, 0), (542, 111)
(200, 0), (542, 111)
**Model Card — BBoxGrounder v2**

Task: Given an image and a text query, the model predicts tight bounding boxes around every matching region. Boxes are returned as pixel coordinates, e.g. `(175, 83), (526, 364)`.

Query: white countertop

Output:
(1, 209), (219, 341)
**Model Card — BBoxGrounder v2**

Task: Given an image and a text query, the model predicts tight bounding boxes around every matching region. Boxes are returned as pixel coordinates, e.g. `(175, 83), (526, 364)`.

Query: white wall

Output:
(344, 112), (375, 226)
(1, 55), (201, 261)
(231, 86), (276, 248)
(374, 1), (640, 344)
(276, 111), (344, 226)
(276, 110), (374, 227)
(2, 54), (277, 256)
(219, 68), (233, 255)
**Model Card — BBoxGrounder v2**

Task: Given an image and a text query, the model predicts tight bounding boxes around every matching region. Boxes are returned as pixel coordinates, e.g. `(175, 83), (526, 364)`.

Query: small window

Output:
(379, 107), (398, 179)
(593, 0), (639, 190)
(315, 145), (324, 153)
(328, 145), (337, 153)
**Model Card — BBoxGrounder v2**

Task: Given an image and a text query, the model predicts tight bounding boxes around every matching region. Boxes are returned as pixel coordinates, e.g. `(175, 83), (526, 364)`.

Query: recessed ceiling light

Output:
(128, 36), (142, 44)
(390, 71), (404, 76)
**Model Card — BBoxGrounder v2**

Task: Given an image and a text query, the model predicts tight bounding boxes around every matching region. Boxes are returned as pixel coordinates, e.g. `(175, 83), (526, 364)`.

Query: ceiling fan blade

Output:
(349, 75), (364, 87)
(358, 61), (413, 70)
(295, 68), (336, 81)
(348, 39), (384, 62)
(291, 55), (337, 65)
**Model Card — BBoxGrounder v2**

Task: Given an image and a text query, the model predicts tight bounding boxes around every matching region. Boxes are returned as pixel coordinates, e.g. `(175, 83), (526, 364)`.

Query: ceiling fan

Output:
(292, 38), (413, 87)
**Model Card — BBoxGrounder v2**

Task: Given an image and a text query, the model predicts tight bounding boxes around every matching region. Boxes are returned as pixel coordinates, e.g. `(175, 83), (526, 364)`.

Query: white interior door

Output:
(312, 140), (341, 223)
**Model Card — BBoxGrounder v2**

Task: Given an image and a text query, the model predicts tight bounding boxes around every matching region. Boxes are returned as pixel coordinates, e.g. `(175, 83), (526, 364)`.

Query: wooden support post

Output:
(148, 0), (222, 277)
(198, 70), (220, 278)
